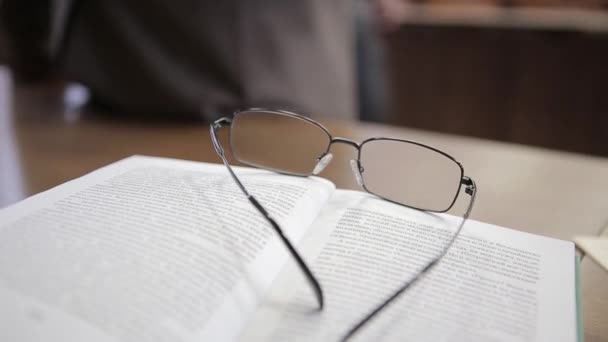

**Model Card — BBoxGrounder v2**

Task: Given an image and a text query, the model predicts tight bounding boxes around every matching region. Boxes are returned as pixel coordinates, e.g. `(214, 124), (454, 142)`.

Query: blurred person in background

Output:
(1, 1), (367, 121)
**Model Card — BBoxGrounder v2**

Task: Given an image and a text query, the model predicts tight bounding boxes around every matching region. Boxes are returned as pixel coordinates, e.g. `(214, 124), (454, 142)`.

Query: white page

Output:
(0, 156), (335, 342)
(243, 190), (576, 342)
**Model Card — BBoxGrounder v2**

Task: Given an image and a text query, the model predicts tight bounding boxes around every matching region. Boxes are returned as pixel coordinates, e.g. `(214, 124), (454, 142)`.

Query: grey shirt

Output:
(57, 0), (356, 120)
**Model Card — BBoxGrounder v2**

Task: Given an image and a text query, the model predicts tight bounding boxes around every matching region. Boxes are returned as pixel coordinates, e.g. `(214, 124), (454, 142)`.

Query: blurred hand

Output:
(373, 0), (412, 32)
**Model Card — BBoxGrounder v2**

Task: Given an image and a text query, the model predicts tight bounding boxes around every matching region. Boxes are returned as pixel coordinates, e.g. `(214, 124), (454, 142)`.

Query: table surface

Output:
(1, 68), (607, 341)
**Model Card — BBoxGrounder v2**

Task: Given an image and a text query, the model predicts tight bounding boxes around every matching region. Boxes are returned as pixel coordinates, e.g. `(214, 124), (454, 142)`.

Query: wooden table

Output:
(1, 68), (607, 341)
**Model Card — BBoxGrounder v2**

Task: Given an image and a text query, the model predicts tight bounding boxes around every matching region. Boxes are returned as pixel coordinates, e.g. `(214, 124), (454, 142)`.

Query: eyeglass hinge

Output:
(212, 117), (232, 129)
(462, 176), (476, 195)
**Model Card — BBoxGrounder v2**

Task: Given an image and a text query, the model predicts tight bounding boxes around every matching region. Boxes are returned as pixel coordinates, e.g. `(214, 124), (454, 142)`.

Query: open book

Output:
(0, 156), (579, 341)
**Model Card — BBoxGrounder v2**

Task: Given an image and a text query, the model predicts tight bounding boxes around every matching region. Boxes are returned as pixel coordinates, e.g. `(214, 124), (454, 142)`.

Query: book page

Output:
(243, 190), (577, 342)
(0, 156), (335, 342)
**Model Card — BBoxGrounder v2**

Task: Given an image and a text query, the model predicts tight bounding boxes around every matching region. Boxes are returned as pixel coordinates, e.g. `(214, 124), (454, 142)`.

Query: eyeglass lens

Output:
(230, 110), (331, 176)
(359, 139), (462, 212)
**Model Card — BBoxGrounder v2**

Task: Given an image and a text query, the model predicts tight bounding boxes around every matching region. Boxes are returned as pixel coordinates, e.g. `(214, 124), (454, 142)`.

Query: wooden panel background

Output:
(385, 25), (608, 156)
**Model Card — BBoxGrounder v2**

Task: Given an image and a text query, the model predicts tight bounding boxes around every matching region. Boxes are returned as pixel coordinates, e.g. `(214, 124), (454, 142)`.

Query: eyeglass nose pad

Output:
(312, 153), (333, 175)
(350, 160), (364, 186)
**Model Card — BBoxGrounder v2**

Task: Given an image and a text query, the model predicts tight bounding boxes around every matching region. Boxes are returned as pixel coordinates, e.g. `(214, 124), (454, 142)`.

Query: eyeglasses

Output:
(210, 109), (477, 340)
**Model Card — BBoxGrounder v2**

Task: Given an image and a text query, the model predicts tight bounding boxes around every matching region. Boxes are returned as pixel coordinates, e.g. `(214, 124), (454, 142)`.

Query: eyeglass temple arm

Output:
(341, 177), (477, 341)
(210, 117), (325, 310)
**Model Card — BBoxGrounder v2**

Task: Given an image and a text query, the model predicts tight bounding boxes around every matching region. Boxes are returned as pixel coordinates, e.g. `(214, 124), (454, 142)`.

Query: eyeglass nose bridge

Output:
(311, 138), (361, 176)
(330, 137), (361, 150)
(326, 137), (367, 187)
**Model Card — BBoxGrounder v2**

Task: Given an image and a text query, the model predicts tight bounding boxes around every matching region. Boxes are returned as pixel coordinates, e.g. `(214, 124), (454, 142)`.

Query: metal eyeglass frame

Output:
(210, 109), (477, 341)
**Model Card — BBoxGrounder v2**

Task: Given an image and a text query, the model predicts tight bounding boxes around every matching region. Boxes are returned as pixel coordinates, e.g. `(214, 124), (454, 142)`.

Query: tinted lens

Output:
(230, 110), (331, 175)
(359, 139), (463, 212)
